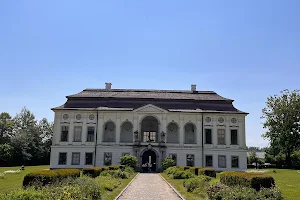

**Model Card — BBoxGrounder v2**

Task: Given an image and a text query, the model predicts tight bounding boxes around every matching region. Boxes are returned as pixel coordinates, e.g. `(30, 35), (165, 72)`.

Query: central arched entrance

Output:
(142, 150), (157, 172)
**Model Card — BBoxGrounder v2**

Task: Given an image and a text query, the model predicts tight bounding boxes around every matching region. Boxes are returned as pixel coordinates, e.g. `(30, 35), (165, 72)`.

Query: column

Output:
(179, 115), (184, 146)
(162, 114), (167, 142)
(116, 113), (121, 144)
(68, 114), (74, 144)
(82, 114), (88, 144)
(196, 115), (202, 145)
(241, 116), (246, 148)
(97, 113), (104, 144)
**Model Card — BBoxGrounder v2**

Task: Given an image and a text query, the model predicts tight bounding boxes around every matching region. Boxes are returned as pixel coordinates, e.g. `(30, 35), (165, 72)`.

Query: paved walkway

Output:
(118, 173), (181, 200)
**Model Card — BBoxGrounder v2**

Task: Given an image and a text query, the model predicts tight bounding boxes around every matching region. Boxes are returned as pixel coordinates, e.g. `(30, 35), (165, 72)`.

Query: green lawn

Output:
(249, 169), (300, 200)
(163, 169), (300, 200)
(0, 165), (49, 193)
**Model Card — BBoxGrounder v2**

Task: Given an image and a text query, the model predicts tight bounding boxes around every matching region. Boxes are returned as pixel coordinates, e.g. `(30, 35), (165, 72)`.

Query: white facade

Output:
(50, 104), (247, 171)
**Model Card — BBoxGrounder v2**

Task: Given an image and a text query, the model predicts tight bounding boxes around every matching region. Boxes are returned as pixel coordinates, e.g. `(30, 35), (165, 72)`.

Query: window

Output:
(74, 126), (82, 142)
(72, 153), (80, 165)
(58, 153), (67, 165)
(169, 153), (177, 164)
(104, 152), (112, 166)
(186, 154), (194, 167)
(61, 126), (69, 142)
(87, 127), (95, 142)
(218, 129), (226, 145)
(218, 155), (226, 168)
(232, 156), (239, 168)
(205, 155), (213, 167)
(205, 129), (212, 144)
(143, 132), (156, 142)
(85, 153), (93, 165)
(231, 130), (238, 145)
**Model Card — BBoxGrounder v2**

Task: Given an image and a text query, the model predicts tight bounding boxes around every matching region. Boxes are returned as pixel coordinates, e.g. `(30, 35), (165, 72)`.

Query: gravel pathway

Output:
(118, 173), (181, 200)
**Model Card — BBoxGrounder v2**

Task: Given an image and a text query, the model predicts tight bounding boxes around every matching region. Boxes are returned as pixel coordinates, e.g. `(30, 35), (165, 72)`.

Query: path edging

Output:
(159, 173), (185, 200)
(114, 173), (140, 200)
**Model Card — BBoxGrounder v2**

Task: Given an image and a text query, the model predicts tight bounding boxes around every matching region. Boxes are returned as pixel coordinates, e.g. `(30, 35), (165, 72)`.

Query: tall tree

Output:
(0, 112), (13, 143)
(262, 89), (300, 167)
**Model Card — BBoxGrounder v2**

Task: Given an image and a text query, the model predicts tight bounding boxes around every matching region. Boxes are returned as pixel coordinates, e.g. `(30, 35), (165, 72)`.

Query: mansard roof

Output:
(67, 89), (232, 101)
(52, 88), (248, 114)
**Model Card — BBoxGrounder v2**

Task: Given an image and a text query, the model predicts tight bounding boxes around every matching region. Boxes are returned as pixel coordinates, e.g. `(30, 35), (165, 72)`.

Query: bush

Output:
(247, 164), (255, 169)
(183, 177), (207, 192)
(0, 188), (47, 200)
(0, 173), (4, 179)
(199, 168), (216, 178)
(120, 155), (137, 169)
(207, 184), (283, 200)
(23, 169), (80, 187)
(198, 175), (212, 182)
(207, 182), (229, 199)
(173, 170), (195, 179)
(165, 166), (178, 176)
(95, 176), (121, 191)
(220, 171), (275, 190)
(82, 167), (105, 178)
(161, 158), (176, 170)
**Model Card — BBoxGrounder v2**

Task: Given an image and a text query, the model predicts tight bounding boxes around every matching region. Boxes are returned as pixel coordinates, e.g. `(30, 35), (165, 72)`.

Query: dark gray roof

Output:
(52, 88), (248, 114)
(67, 89), (232, 101)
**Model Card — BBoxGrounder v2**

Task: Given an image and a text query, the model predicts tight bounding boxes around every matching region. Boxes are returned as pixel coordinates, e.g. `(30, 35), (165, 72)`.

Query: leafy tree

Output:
(0, 143), (14, 166)
(262, 89), (300, 167)
(0, 112), (14, 144)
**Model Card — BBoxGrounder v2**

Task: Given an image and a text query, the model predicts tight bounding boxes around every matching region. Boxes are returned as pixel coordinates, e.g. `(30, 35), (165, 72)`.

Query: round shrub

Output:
(161, 158), (176, 170)
(120, 155), (138, 169)
(183, 177), (206, 192)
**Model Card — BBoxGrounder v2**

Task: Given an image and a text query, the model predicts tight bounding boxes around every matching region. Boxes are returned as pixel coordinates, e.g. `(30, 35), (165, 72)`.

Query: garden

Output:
(0, 155), (138, 200)
(161, 158), (285, 200)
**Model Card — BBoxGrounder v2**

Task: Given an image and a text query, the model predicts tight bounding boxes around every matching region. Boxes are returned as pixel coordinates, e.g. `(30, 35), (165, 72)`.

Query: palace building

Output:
(50, 83), (248, 171)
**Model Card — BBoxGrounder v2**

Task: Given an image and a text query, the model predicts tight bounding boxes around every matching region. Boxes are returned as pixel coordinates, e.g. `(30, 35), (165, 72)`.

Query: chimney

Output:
(191, 84), (196, 92)
(105, 82), (112, 90)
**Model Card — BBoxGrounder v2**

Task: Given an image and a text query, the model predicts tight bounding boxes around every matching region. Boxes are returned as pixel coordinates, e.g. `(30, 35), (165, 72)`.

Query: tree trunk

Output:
(286, 151), (292, 168)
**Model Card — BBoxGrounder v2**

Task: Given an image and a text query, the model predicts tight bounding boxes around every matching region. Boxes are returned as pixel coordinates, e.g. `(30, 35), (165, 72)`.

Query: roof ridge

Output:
(83, 88), (216, 94)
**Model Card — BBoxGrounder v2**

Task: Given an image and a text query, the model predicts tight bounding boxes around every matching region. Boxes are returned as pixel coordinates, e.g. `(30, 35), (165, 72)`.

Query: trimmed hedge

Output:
(23, 169), (80, 187)
(220, 171), (275, 190)
(199, 168), (216, 178)
(82, 165), (125, 178)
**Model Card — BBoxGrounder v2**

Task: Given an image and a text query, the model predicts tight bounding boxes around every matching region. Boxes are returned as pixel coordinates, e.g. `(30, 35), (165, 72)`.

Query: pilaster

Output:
(97, 113), (104, 144)
(179, 115), (184, 146)
(82, 114), (88, 144)
(116, 113), (121, 144)
(196, 115), (202, 145)
(68, 114), (74, 144)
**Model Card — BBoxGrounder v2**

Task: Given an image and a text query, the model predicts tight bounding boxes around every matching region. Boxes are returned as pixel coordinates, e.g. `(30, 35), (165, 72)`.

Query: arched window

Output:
(120, 122), (133, 143)
(167, 123), (179, 143)
(141, 116), (159, 142)
(184, 123), (196, 144)
(103, 121), (116, 142)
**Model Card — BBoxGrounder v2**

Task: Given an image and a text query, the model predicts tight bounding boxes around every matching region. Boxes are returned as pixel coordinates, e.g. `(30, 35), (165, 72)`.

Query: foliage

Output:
(0, 144), (14, 164)
(0, 108), (53, 167)
(220, 171), (275, 191)
(23, 169), (80, 187)
(161, 158), (176, 170)
(0, 112), (13, 144)
(207, 184), (283, 200)
(199, 168), (217, 178)
(262, 89), (300, 167)
(173, 169), (195, 179)
(96, 176), (121, 191)
(183, 176), (207, 192)
(119, 155), (137, 169)
(207, 182), (229, 199)
(0, 173), (4, 179)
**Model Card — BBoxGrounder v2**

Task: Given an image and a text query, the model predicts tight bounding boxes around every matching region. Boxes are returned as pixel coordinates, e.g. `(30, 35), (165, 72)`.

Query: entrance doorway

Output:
(142, 150), (157, 172)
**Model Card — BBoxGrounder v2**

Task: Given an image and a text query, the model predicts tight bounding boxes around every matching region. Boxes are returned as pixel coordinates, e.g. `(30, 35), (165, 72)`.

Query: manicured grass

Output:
(0, 165), (49, 193)
(102, 173), (138, 200)
(161, 173), (208, 200)
(247, 169), (300, 200)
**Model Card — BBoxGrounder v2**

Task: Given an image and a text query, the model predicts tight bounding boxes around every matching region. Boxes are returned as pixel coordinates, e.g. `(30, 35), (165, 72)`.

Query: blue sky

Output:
(0, 1), (299, 147)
